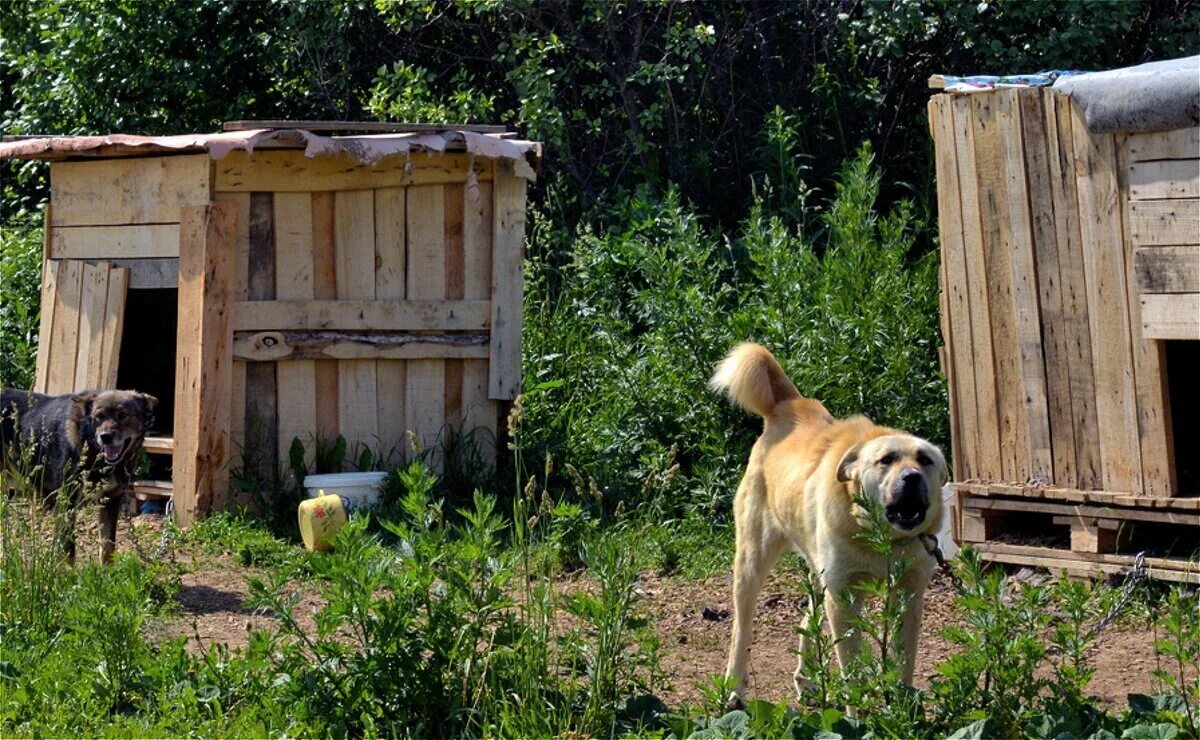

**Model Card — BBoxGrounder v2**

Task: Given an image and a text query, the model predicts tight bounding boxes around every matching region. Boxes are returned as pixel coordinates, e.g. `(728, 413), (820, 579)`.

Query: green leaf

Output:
(947, 718), (992, 740)
(1120, 724), (1179, 740)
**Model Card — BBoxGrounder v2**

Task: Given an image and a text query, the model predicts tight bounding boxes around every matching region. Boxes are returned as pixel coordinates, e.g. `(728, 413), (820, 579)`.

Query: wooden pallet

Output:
(958, 491), (1200, 584)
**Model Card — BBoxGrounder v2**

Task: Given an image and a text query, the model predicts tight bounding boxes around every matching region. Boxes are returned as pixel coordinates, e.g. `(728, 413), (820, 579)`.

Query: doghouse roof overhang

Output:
(930, 55), (1200, 135)
(0, 123), (542, 179)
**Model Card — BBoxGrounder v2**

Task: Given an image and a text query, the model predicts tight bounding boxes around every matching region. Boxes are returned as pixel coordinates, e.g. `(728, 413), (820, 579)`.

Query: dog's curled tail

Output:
(709, 343), (801, 418)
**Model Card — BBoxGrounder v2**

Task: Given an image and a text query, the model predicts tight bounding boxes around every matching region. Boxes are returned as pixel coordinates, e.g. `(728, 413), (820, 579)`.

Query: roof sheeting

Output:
(0, 128), (541, 179)
(1051, 56), (1200, 134)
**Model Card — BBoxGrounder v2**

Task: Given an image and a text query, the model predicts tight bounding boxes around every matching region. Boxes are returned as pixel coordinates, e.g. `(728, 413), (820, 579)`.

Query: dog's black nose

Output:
(99, 432), (114, 444)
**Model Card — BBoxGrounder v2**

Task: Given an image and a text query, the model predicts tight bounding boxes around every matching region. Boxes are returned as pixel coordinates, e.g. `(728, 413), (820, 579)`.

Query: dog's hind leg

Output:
(724, 493), (786, 705)
(99, 492), (121, 564)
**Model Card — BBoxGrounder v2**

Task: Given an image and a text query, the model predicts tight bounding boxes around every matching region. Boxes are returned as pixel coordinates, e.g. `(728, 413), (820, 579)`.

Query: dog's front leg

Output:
(897, 565), (933, 685)
(825, 587), (863, 674)
(99, 492), (121, 564)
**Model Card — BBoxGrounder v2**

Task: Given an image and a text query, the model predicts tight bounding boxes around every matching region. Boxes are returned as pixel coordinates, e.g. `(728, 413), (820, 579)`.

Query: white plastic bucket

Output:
(303, 472), (388, 507)
(937, 484), (959, 559)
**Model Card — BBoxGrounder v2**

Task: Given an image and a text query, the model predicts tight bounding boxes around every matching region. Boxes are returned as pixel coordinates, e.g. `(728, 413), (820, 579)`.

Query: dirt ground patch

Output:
(641, 567), (1159, 711)
(93, 513), (1163, 712)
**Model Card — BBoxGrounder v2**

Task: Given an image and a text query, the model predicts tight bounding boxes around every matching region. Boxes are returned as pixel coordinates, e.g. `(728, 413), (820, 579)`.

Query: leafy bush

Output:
(524, 144), (946, 516)
(0, 222), (41, 389)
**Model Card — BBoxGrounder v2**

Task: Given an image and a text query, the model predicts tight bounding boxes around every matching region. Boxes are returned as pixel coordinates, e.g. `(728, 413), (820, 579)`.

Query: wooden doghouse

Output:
(928, 73), (1199, 582)
(0, 123), (541, 526)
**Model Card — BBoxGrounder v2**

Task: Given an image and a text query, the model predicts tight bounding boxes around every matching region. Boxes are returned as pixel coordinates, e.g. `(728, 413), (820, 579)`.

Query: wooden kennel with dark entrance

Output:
(0, 123), (541, 526)
(928, 59), (1199, 582)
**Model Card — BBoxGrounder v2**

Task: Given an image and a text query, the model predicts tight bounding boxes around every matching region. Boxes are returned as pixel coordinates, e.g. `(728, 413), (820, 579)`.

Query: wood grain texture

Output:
(405, 184), (447, 457)
(1128, 159), (1200, 200)
(1048, 93), (1102, 490)
(50, 224), (179, 260)
(1140, 294), (1200, 339)
(311, 192), (339, 444)
(1125, 127), (1200, 162)
(971, 93), (1025, 481)
(172, 203), (236, 527)
(243, 192), (278, 482)
(74, 262), (111, 389)
(334, 190), (378, 458)
(214, 150), (492, 192)
(949, 96), (1002, 482)
(997, 89), (1052, 482)
(1070, 102), (1143, 495)
(1117, 135), (1176, 497)
(929, 95), (978, 480)
(1019, 90), (1075, 487)
(374, 187), (407, 460)
(50, 155), (211, 226)
(274, 193), (317, 475)
(45, 260), (83, 393)
(1128, 199), (1200, 247)
(1134, 246), (1200, 293)
(34, 210), (56, 392)
(232, 299), (490, 332)
(489, 160), (526, 400)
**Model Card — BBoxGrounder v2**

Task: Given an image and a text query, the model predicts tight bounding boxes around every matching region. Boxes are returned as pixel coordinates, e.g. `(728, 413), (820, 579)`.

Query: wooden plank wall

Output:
(214, 150), (515, 479)
(930, 88), (1180, 498)
(1125, 127), (1200, 342)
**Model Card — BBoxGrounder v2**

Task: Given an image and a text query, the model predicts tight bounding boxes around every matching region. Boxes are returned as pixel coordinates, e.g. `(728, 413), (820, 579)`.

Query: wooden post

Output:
(173, 202), (237, 527)
(488, 160), (526, 400)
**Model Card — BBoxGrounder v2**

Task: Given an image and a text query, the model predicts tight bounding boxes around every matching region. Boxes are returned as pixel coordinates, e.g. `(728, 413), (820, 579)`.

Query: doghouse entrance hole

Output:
(116, 288), (177, 480)
(1164, 341), (1198, 497)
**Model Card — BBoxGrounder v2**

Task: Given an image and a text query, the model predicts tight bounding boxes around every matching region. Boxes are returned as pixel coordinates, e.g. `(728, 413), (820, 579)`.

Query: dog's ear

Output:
(71, 392), (96, 415)
(137, 393), (158, 427)
(836, 443), (861, 483)
(929, 445), (949, 487)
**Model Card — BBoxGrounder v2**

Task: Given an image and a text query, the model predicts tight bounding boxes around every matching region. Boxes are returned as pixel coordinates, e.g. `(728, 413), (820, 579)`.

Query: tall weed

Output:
(524, 143), (946, 516)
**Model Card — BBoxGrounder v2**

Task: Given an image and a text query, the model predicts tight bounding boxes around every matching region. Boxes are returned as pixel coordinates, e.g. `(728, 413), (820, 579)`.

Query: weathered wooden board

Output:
(489, 160), (526, 400)
(243, 192), (278, 482)
(929, 96), (978, 480)
(374, 187), (407, 461)
(44, 260), (84, 393)
(34, 211), (57, 392)
(462, 180), (498, 454)
(50, 155), (211, 226)
(1117, 136), (1176, 497)
(232, 299), (490, 332)
(1128, 159), (1200, 200)
(1140, 294), (1200, 339)
(273, 193), (317, 474)
(406, 184), (447, 456)
(1071, 103), (1143, 495)
(334, 190), (378, 458)
(232, 331), (489, 361)
(951, 94), (1002, 482)
(1018, 90), (1074, 487)
(971, 93), (1027, 481)
(1048, 93), (1102, 490)
(1128, 199), (1200, 247)
(214, 150), (493, 192)
(50, 224), (179, 260)
(997, 89), (1052, 481)
(311, 192), (339, 444)
(172, 203), (236, 527)
(1134, 245), (1200, 293)
(1125, 127), (1200, 162)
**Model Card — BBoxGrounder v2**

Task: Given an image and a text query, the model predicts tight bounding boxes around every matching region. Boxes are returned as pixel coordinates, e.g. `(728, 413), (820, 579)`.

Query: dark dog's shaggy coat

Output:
(1, 388), (157, 562)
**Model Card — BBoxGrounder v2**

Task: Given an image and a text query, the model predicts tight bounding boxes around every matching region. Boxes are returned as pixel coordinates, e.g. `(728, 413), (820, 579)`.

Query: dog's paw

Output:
(793, 673), (816, 700)
(725, 691), (746, 711)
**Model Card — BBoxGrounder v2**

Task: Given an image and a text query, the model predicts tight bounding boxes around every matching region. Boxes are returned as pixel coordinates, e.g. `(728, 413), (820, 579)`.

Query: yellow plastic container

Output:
(298, 493), (348, 551)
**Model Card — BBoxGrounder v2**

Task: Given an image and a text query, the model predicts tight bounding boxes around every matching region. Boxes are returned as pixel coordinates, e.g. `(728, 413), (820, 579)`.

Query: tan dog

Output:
(709, 343), (946, 701)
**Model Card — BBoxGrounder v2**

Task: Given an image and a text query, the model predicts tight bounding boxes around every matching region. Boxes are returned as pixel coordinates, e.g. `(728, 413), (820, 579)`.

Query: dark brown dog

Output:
(1, 388), (157, 562)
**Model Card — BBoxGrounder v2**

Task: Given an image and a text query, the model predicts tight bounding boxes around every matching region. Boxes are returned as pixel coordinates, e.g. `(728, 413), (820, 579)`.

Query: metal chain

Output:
(919, 532), (965, 593)
(1084, 551), (1148, 642)
(154, 498), (175, 559)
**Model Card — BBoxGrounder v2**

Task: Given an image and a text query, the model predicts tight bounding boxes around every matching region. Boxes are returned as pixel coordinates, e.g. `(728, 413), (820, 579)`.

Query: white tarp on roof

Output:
(1052, 56), (1200, 134)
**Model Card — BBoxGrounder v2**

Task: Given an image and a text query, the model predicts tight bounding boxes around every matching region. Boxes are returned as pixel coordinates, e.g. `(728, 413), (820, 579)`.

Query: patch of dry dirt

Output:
(639, 567), (1159, 711)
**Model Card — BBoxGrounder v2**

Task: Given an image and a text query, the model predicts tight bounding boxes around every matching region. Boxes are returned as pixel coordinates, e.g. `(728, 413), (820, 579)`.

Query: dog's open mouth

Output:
(101, 438), (131, 464)
(886, 497), (926, 530)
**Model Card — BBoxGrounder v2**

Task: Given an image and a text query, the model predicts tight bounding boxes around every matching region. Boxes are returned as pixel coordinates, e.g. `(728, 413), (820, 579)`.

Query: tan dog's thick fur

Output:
(710, 343), (946, 701)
